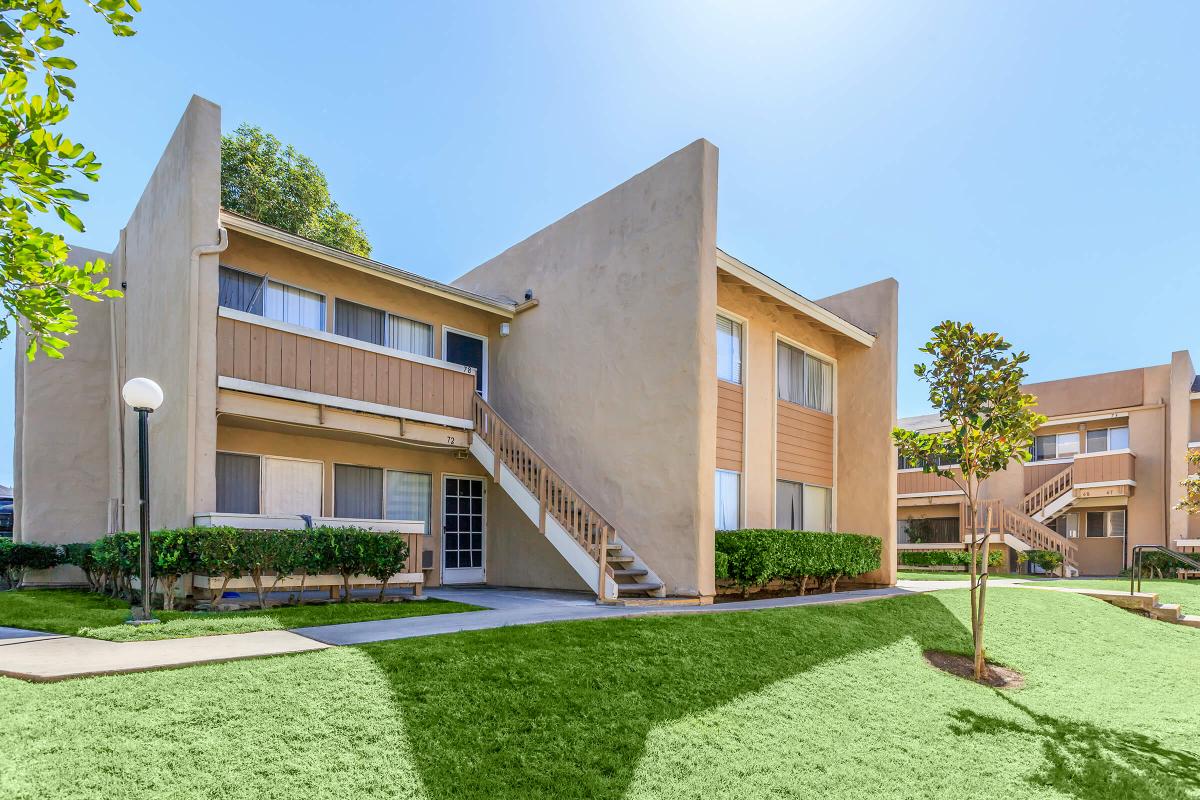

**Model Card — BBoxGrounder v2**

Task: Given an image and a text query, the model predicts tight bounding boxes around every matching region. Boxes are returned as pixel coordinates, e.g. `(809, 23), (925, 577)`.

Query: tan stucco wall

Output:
(14, 246), (115, 553)
(1167, 351), (1195, 543)
(117, 95), (223, 530)
(219, 231), (503, 370)
(1025, 368), (1145, 417)
(817, 279), (899, 585)
(453, 140), (719, 597)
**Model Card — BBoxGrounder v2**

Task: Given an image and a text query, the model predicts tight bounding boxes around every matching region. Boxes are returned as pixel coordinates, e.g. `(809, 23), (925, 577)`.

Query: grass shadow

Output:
(360, 592), (972, 799)
(950, 692), (1200, 800)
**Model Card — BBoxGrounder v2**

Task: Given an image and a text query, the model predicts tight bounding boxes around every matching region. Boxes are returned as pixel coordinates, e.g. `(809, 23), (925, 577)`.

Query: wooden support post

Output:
(538, 469), (547, 534)
(596, 525), (609, 601)
(494, 430), (502, 483)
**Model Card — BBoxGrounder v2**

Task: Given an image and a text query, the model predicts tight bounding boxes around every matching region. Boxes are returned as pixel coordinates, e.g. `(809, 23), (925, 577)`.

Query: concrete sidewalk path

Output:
(0, 629), (328, 682)
(290, 585), (919, 645)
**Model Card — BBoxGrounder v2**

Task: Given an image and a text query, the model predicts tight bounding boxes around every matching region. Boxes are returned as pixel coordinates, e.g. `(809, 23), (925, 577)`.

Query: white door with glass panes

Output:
(261, 457), (322, 518)
(442, 476), (485, 583)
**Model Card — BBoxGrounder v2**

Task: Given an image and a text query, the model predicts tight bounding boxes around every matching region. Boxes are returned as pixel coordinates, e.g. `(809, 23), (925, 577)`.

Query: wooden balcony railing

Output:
(216, 310), (477, 423)
(965, 499), (1078, 569)
(471, 394), (615, 594)
(897, 469), (964, 496)
(1022, 451), (1136, 517)
(1022, 464), (1072, 517)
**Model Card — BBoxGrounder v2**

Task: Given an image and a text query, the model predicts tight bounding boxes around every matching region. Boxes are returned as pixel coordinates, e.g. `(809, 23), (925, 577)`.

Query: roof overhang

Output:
(220, 210), (517, 318)
(715, 249), (875, 347)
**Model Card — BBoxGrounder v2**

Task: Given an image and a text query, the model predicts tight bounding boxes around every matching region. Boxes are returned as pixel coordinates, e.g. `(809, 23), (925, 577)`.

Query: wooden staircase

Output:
(469, 395), (666, 602)
(967, 499), (1079, 576)
(1022, 464), (1074, 520)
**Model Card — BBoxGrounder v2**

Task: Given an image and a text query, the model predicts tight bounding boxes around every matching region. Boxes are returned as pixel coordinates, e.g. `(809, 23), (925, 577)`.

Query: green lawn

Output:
(2, 587), (1197, 799)
(0, 589), (482, 641)
(897, 570), (1023, 581)
(1038, 577), (1200, 615)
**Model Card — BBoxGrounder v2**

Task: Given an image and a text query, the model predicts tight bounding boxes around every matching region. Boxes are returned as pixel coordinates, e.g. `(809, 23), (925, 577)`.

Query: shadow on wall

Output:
(951, 693), (1200, 800)
(360, 592), (972, 799)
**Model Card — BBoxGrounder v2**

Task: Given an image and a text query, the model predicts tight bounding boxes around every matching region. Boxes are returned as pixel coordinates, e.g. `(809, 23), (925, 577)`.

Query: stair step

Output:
(1176, 615), (1200, 628)
(612, 568), (648, 578)
(616, 581), (663, 595)
(605, 542), (624, 551)
(1152, 603), (1183, 621)
(607, 554), (634, 565)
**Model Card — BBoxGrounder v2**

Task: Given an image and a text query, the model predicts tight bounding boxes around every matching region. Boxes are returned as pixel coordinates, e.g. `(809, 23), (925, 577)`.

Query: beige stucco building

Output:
(14, 96), (898, 601)
(896, 353), (1200, 576)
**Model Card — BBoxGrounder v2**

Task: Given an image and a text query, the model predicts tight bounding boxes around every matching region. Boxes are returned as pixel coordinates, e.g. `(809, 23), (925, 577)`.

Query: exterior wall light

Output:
(499, 323), (511, 337)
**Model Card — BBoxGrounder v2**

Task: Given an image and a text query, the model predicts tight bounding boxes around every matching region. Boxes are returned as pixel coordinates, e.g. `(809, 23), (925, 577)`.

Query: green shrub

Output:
(715, 529), (881, 593)
(714, 550), (729, 580)
(193, 526), (251, 604)
(898, 549), (1003, 570)
(0, 540), (62, 589)
(61, 542), (100, 591)
(1123, 549), (1200, 579)
(1017, 549), (1063, 574)
(361, 533), (412, 602)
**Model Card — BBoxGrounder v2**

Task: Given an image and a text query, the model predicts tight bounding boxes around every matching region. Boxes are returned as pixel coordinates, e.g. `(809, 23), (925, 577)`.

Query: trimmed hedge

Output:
(715, 529), (881, 592)
(714, 550), (730, 580)
(899, 549), (1004, 570)
(1018, 549), (1064, 574)
(0, 540), (62, 588)
(63, 526), (411, 610)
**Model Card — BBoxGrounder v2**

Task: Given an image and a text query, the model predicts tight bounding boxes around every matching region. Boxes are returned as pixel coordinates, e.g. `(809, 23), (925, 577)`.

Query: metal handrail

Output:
(1130, 545), (1200, 596)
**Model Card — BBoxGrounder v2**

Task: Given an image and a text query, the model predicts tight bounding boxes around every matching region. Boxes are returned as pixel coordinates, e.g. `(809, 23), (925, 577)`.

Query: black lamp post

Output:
(121, 377), (163, 624)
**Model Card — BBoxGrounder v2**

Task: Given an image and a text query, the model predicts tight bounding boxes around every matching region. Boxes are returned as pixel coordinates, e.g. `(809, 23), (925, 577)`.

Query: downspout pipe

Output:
(184, 227), (229, 521)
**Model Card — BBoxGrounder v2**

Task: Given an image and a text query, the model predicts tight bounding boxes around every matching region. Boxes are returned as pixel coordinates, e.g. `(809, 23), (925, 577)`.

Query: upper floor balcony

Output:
(1023, 448), (1137, 520)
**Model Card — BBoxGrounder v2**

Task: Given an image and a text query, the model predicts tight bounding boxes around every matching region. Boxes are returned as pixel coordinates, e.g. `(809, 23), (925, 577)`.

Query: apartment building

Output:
(896, 354), (1200, 576)
(14, 96), (897, 601)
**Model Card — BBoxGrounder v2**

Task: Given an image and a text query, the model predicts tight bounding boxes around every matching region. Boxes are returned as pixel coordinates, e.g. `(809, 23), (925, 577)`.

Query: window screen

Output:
(218, 266), (265, 314)
(386, 470), (432, 533)
(714, 470), (740, 530)
(335, 299), (386, 346)
(716, 316), (742, 384)
(216, 452), (260, 514)
(334, 464), (383, 519)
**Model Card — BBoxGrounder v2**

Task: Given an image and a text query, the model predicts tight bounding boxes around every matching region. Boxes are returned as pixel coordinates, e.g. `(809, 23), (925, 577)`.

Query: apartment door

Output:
(442, 476), (485, 584)
(443, 328), (487, 398)
(261, 457), (323, 519)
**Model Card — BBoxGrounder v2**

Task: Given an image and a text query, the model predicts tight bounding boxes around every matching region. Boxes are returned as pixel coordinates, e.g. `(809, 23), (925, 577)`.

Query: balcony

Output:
(897, 468), (964, 499)
(1023, 449), (1136, 520)
(216, 308), (477, 430)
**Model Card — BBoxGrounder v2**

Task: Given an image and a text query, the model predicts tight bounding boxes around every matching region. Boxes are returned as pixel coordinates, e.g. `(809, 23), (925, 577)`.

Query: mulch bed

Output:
(923, 649), (1025, 690)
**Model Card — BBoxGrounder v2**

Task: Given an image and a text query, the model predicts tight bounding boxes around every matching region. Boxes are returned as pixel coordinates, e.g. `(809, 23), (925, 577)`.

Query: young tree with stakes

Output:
(892, 321), (1045, 680)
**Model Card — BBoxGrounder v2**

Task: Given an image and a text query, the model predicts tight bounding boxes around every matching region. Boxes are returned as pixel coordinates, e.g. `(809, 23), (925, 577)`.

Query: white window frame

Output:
(716, 310), (746, 385)
(775, 333), (836, 415)
(442, 325), (488, 400)
(264, 277), (327, 332)
(1033, 431), (1081, 461)
(384, 468), (434, 534)
(774, 478), (834, 532)
(215, 449), (263, 515)
(772, 333), (837, 529)
(715, 469), (741, 530)
(1084, 509), (1126, 538)
(1084, 426), (1130, 454)
(334, 298), (437, 358)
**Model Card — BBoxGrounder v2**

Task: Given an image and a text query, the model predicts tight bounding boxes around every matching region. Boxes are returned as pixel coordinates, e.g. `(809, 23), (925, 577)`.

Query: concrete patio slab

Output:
(0, 629), (328, 682)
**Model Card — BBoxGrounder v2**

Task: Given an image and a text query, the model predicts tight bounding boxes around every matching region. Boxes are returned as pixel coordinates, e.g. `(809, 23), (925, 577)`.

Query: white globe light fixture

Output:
(122, 377), (164, 412)
(122, 377), (163, 624)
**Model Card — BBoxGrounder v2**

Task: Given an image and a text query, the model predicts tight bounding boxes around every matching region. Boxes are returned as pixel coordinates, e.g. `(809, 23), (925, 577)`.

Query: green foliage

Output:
(1175, 450), (1200, 515)
(714, 529), (881, 591)
(714, 550), (729, 580)
(0, 539), (61, 587)
(899, 549), (1004, 569)
(220, 123), (371, 256)
(0, 1), (139, 358)
(1017, 549), (1063, 574)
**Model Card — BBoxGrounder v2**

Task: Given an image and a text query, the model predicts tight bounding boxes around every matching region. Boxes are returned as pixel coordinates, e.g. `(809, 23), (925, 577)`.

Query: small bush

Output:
(899, 549), (1003, 570)
(715, 529), (882, 593)
(61, 542), (100, 591)
(1018, 549), (1063, 574)
(0, 540), (62, 589)
(714, 550), (729, 580)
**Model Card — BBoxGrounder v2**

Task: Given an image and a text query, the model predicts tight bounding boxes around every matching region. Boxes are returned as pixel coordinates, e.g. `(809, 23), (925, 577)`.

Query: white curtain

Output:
(265, 280), (325, 331)
(716, 316), (741, 384)
(802, 485), (832, 532)
(387, 314), (435, 357)
(386, 471), (432, 533)
(334, 464), (383, 519)
(778, 342), (832, 413)
(776, 480), (801, 529)
(714, 470), (740, 530)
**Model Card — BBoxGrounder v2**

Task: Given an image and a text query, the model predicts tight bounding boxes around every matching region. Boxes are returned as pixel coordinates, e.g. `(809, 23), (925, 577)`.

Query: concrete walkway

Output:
(0, 585), (918, 681)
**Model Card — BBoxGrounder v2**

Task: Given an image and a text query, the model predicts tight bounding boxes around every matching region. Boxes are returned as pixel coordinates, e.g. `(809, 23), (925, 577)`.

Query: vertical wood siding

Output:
(217, 316), (475, 420)
(776, 400), (834, 487)
(716, 380), (744, 471)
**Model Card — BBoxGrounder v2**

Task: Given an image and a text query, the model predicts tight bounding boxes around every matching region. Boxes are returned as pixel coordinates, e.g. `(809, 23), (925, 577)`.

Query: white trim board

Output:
(1074, 448), (1133, 460)
(217, 376), (474, 430)
(1074, 479), (1136, 489)
(897, 490), (964, 499)
(218, 306), (476, 375)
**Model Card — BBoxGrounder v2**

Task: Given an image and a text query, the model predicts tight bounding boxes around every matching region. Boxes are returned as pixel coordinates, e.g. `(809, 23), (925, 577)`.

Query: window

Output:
(334, 464), (384, 519)
(1085, 426), (1129, 453)
(216, 452), (260, 514)
(1054, 512), (1080, 539)
(716, 315), (742, 384)
(386, 471), (432, 533)
(1032, 432), (1080, 461)
(1085, 509), (1126, 538)
(264, 280), (325, 331)
(777, 342), (833, 413)
(220, 266), (325, 332)
(336, 298), (436, 358)
(898, 517), (959, 544)
(776, 479), (832, 532)
(898, 453), (958, 470)
(219, 266), (265, 314)
(714, 470), (740, 530)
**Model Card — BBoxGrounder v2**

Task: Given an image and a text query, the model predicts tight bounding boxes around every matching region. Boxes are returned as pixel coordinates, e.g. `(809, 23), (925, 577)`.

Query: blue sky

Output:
(3, 1), (1199, 485)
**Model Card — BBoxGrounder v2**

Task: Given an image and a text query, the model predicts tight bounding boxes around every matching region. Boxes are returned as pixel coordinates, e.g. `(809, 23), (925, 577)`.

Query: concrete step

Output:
(1152, 603), (1183, 622)
(615, 581), (663, 595)
(1176, 615), (1200, 629)
(612, 568), (648, 578)
(606, 554), (634, 565)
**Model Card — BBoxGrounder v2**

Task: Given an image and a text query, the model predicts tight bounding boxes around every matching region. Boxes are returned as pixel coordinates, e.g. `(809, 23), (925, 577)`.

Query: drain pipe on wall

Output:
(185, 227), (229, 518)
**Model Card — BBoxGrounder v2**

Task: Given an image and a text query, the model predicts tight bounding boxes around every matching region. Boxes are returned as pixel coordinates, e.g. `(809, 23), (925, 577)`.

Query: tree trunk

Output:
(342, 572), (352, 603)
(296, 573), (307, 605)
(161, 576), (178, 611)
(251, 569), (267, 610)
(378, 580), (387, 603)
